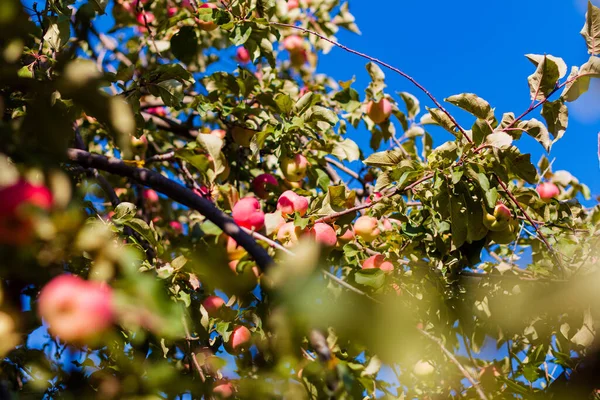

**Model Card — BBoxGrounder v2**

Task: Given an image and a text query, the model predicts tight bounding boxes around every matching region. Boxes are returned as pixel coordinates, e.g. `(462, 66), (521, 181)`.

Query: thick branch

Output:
(66, 149), (273, 271)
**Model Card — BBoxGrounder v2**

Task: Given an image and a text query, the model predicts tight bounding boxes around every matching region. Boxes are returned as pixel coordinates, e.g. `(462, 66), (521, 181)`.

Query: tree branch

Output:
(66, 148), (273, 271)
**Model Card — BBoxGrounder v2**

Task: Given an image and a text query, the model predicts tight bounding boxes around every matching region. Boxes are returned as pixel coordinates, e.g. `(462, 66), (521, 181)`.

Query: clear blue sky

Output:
(321, 0), (600, 197)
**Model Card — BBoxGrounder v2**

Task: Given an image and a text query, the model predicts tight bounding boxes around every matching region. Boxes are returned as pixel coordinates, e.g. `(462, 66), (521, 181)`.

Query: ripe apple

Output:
(136, 12), (155, 32)
(488, 219), (519, 245)
(231, 125), (255, 147)
(309, 223), (337, 247)
(362, 254), (394, 273)
(146, 107), (166, 117)
(38, 275), (114, 343)
(280, 154), (308, 182)
(169, 221), (183, 233)
(252, 174), (278, 199)
(167, 7), (178, 17)
(353, 216), (380, 242)
(536, 182), (560, 202)
(336, 228), (355, 247)
(202, 295), (225, 316)
(225, 236), (246, 260)
(283, 35), (304, 53)
(0, 180), (53, 245)
(366, 98), (392, 124)
(143, 189), (159, 203)
(287, 0), (299, 9)
(365, 192), (383, 204)
(236, 47), (251, 64)
(277, 222), (304, 247)
(196, 3), (218, 31)
(229, 325), (251, 351)
(213, 380), (235, 398)
(232, 197), (265, 230)
(276, 190), (309, 216)
(210, 129), (227, 140)
(493, 203), (512, 222)
(413, 360), (435, 377)
(483, 203), (513, 232)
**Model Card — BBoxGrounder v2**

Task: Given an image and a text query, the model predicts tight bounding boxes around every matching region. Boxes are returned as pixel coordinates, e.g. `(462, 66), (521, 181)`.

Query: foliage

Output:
(0, 0), (599, 398)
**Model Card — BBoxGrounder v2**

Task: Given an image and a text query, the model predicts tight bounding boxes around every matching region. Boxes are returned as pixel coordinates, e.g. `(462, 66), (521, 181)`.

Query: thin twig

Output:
(181, 316), (206, 382)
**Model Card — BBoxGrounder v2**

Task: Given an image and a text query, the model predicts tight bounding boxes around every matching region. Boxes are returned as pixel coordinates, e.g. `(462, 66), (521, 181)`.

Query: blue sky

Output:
(320, 0), (600, 196)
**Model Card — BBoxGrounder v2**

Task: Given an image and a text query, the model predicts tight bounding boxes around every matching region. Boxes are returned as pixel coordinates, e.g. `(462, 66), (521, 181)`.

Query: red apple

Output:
(493, 203), (512, 222)
(167, 7), (178, 17)
(276, 190), (309, 216)
(213, 380), (235, 398)
(353, 216), (380, 242)
(196, 3), (218, 31)
(337, 228), (355, 246)
(143, 189), (159, 203)
(362, 254), (394, 273)
(365, 192), (383, 204)
(146, 107), (166, 117)
(236, 47), (251, 64)
(309, 223), (337, 247)
(231, 126), (255, 147)
(232, 197), (265, 230)
(210, 129), (227, 140)
(366, 98), (392, 124)
(230, 325), (251, 351)
(252, 174), (278, 199)
(136, 12), (155, 32)
(0, 180), (53, 245)
(280, 154), (308, 182)
(287, 0), (299, 9)
(169, 221), (183, 233)
(38, 275), (113, 343)
(202, 295), (225, 316)
(277, 222), (304, 247)
(536, 182), (560, 202)
(283, 35), (304, 53)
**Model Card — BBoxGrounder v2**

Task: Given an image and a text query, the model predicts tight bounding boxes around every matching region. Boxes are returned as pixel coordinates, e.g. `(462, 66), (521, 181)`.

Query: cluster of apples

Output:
(0, 180), (53, 245)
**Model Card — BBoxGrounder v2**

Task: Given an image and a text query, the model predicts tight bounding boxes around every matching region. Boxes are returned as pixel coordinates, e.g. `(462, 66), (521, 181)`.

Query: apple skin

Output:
(213, 380), (235, 398)
(536, 182), (560, 202)
(353, 216), (380, 242)
(494, 203), (512, 221)
(290, 49), (308, 67)
(252, 174), (278, 199)
(196, 3), (218, 31)
(287, 0), (299, 9)
(167, 7), (178, 17)
(366, 98), (392, 124)
(231, 126), (255, 147)
(362, 254), (394, 273)
(488, 219), (519, 245)
(130, 134), (148, 155)
(210, 129), (227, 140)
(336, 228), (355, 247)
(229, 325), (251, 352)
(283, 35), (304, 53)
(38, 275), (114, 344)
(232, 197), (265, 230)
(236, 47), (251, 64)
(280, 154), (308, 182)
(169, 221), (183, 233)
(0, 180), (53, 245)
(276, 190), (309, 216)
(483, 203), (513, 232)
(202, 295), (225, 316)
(277, 222), (305, 247)
(309, 223), (337, 247)
(136, 12), (155, 33)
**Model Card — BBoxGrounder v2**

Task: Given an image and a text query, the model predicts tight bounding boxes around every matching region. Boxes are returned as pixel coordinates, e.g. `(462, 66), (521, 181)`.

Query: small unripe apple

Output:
(277, 222), (304, 247)
(196, 3), (218, 31)
(366, 98), (392, 124)
(413, 360), (435, 377)
(536, 182), (560, 202)
(38, 275), (113, 343)
(230, 325), (251, 351)
(210, 129), (227, 140)
(309, 223), (337, 247)
(231, 126), (255, 147)
(353, 216), (380, 242)
(213, 380), (235, 398)
(252, 174), (278, 199)
(280, 154), (308, 182)
(283, 35), (305, 53)
(130, 134), (148, 155)
(236, 47), (251, 64)
(143, 189), (159, 203)
(232, 197), (265, 230)
(202, 295), (225, 316)
(276, 190), (309, 216)
(362, 254), (394, 273)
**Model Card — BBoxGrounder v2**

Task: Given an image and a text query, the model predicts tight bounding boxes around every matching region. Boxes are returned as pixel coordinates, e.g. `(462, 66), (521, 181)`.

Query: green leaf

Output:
(561, 58), (600, 101)
(541, 100), (568, 141)
(580, 1), (600, 55)
(449, 189), (468, 248)
(316, 169), (331, 191)
(196, 133), (225, 175)
(125, 218), (158, 247)
(486, 131), (513, 149)
(171, 26), (199, 64)
(148, 79), (184, 107)
(399, 92), (420, 119)
(525, 54), (567, 79)
(112, 202), (137, 222)
(274, 93), (293, 114)
(517, 119), (551, 152)
(90, 0), (109, 13)
(364, 150), (403, 167)
(527, 55), (560, 101)
(308, 105), (338, 126)
(294, 91), (318, 115)
(44, 16), (70, 51)
(366, 62), (385, 82)
(354, 269), (385, 289)
(426, 107), (457, 135)
(445, 93), (493, 120)
(331, 139), (360, 162)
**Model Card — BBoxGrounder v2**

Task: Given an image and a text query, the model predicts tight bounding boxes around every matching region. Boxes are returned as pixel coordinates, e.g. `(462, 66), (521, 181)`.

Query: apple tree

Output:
(0, 0), (600, 398)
